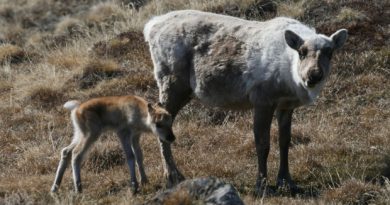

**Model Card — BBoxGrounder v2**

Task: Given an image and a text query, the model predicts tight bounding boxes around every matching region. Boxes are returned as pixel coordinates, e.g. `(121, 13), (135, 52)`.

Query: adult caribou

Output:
(144, 10), (347, 194)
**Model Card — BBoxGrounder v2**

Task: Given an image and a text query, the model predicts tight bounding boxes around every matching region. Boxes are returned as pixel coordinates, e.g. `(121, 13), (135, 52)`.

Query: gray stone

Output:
(145, 177), (244, 205)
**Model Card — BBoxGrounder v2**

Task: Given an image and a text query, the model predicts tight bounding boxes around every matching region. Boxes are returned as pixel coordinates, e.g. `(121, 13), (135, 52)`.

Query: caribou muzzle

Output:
(307, 69), (323, 88)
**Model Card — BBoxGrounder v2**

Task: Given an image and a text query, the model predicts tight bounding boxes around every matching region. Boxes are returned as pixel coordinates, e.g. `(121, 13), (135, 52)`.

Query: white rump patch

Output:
(144, 16), (161, 42)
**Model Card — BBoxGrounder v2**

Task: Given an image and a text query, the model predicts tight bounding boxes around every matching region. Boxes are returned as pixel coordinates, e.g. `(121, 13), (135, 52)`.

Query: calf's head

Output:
(285, 29), (348, 88)
(147, 102), (175, 143)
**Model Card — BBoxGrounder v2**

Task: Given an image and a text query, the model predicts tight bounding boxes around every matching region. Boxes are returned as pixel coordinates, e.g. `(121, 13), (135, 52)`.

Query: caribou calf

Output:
(51, 95), (174, 193)
(144, 10), (348, 194)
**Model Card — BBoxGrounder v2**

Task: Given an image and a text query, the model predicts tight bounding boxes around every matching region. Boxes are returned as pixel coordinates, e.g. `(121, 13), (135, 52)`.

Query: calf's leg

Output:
(51, 137), (78, 192)
(71, 133), (97, 193)
(131, 133), (148, 184)
(118, 129), (138, 194)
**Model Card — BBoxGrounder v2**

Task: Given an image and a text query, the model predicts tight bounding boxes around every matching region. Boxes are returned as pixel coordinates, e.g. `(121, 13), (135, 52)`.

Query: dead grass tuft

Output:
(0, 5), (14, 21)
(17, 145), (57, 175)
(70, 59), (125, 89)
(47, 52), (86, 70)
(86, 139), (125, 173)
(278, 0), (308, 18)
(208, 3), (242, 17)
(308, 0), (388, 51)
(0, 44), (27, 64)
(27, 86), (65, 110)
(91, 30), (152, 67)
(46, 49), (88, 70)
(244, 0), (277, 20)
(0, 81), (12, 95)
(54, 17), (85, 38)
(206, 0), (277, 20)
(0, 24), (25, 46)
(0, 191), (34, 205)
(336, 7), (369, 22)
(323, 179), (380, 204)
(87, 70), (156, 100)
(301, 0), (339, 25)
(34, 33), (74, 49)
(0, 106), (21, 129)
(126, 71), (155, 91)
(86, 2), (126, 26)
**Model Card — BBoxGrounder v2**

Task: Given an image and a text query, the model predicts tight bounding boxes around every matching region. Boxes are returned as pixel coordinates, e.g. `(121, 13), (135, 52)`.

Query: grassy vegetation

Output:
(0, 0), (389, 204)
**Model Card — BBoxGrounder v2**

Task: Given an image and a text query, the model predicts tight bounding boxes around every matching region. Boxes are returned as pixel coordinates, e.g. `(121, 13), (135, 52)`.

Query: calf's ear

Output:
(285, 30), (304, 51)
(330, 29), (348, 50)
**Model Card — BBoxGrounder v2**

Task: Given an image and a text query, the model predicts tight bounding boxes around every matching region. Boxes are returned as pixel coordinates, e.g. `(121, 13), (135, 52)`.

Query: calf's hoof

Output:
(130, 181), (139, 194)
(50, 185), (58, 193)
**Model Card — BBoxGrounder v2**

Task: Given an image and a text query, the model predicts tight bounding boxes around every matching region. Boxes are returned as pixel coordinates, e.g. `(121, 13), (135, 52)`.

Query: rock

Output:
(145, 177), (244, 205)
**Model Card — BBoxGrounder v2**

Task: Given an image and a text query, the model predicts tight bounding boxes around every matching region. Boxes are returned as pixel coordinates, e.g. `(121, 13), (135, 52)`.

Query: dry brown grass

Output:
(323, 179), (380, 204)
(91, 30), (152, 68)
(74, 59), (124, 89)
(0, 44), (27, 64)
(27, 86), (65, 110)
(46, 47), (89, 70)
(86, 2), (127, 24)
(54, 17), (85, 38)
(0, 0), (389, 204)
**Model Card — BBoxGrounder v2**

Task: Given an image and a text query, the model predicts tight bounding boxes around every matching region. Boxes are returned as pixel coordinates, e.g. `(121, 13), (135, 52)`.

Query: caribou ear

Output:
(285, 30), (304, 50)
(331, 29), (348, 50)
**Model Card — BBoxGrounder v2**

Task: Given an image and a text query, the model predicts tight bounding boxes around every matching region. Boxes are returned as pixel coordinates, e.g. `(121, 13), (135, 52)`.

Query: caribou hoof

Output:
(75, 184), (82, 194)
(276, 178), (300, 195)
(166, 170), (185, 188)
(254, 178), (274, 197)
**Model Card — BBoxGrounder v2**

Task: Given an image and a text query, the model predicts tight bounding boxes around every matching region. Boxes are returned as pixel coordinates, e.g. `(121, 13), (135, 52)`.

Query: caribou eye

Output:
(156, 122), (163, 128)
(299, 47), (308, 60)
